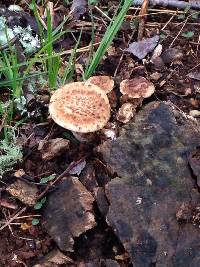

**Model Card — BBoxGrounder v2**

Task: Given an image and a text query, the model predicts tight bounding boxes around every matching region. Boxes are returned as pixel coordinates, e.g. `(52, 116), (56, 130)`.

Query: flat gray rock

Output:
(99, 102), (200, 267)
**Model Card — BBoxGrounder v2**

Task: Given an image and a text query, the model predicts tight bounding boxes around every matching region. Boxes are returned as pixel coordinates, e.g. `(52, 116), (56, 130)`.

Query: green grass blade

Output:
(84, 0), (132, 79)
(62, 28), (83, 84)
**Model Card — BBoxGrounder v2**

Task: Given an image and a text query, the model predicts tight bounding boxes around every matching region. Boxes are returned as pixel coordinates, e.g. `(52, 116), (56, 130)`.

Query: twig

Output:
(95, 6), (112, 21)
(3, 210), (14, 235)
(0, 207), (26, 231)
(59, 42), (101, 56)
(36, 157), (86, 200)
(169, 16), (189, 47)
(0, 113), (7, 133)
(133, 0), (200, 10)
(129, 7), (184, 13)
(161, 13), (176, 31)
(138, 0), (149, 41)
(196, 34), (200, 55)
(114, 28), (137, 77)
(0, 199), (18, 210)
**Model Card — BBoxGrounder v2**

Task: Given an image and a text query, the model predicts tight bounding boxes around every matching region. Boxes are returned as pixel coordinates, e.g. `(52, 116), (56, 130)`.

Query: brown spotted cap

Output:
(86, 76), (114, 94)
(49, 82), (110, 133)
(120, 77), (155, 99)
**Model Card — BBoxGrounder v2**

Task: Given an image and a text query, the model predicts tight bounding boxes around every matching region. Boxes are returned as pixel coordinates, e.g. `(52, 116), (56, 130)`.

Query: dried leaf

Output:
(69, 159), (86, 175)
(126, 35), (159, 59)
(71, 0), (87, 19)
(181, 31), (194, 39)
(187, 71), (200, 81)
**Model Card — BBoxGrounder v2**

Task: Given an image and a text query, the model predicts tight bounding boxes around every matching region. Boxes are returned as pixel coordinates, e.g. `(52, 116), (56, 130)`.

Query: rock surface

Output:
(43, 176), (96, 252)
(99, 102), (200, 266)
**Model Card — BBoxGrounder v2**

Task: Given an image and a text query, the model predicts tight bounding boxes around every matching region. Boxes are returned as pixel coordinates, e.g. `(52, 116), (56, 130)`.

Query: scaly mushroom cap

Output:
(120, 77), (155, 99)
(86, 76), (114, 94)
(49, 82), (110, 133)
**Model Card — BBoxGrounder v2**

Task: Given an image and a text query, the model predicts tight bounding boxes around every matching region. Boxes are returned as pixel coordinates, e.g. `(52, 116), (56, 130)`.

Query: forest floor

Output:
(1, 1), (200, 267)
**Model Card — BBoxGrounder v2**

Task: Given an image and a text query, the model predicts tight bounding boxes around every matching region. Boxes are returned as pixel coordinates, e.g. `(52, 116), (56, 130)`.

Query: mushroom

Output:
(86, 76), (114, 94)
(49, 82), (111, 140)
(120, 77), (155, 99)
(116, 103), (135, 124)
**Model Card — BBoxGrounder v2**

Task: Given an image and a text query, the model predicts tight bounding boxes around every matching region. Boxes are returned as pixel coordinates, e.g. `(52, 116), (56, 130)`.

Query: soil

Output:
(1, 1), (200, 267)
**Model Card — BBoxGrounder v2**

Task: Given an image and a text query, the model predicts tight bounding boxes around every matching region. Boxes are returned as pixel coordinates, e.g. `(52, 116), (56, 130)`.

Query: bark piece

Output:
(104, 259), (120, 267)
(33, 249), (73, 267)
(79, 163), (98, 192)
(188, 148), (200, 187)
(7, 179), (38, 206)
(38, 138), (70, 160)
(99, 102), (200, 266)
(78, 259), (120, 267)
(43, 176), (96, 252)
(94, 187), (109, 217)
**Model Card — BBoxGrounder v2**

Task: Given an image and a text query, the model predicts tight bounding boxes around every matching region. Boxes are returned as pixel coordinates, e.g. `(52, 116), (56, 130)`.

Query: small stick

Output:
(169, 16), (189, 47)
(0, 199), (18, 210)
(36, 157), (86, 200)
(114, 28), (137, 77)
(196, 34), (200, 55)
(133, 0), (200, 10)
(161, 13), (176, 31)
(3, 210), (14, 235)
(95, 6), (112, 21)
(59, 42), (101, 56)
(0, 207), (26, 231)
(138, 0), (149, 41)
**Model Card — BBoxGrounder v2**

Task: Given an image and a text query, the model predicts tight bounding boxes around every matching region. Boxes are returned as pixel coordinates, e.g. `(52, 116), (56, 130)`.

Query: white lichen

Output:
(0, 16), (40, 53)
(0, 17), (15, 46)
(14, 96), (27, 115)
(0, 139), (23, 177)
(13, 25), (40, 54)
(8, 5), (24, 12)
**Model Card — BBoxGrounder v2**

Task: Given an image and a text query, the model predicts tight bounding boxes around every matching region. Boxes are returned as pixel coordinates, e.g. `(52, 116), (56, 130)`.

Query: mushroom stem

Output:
(72, 131), (97, 143)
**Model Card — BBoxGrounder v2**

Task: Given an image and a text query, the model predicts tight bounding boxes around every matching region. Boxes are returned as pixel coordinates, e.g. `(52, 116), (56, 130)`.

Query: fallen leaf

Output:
(32, 218), (40, 226)
(69, 159), (86, 175)
(181, 31), (194, 39)
(125, 35), (159, 59)
(71, 0), (87, 19)
(187, 71), (200, 81)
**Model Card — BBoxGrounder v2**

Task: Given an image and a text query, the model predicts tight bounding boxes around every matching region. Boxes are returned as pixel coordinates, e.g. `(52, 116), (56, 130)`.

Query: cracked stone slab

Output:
(99, 102), (200, 267)
(43, 176), (96, 252)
